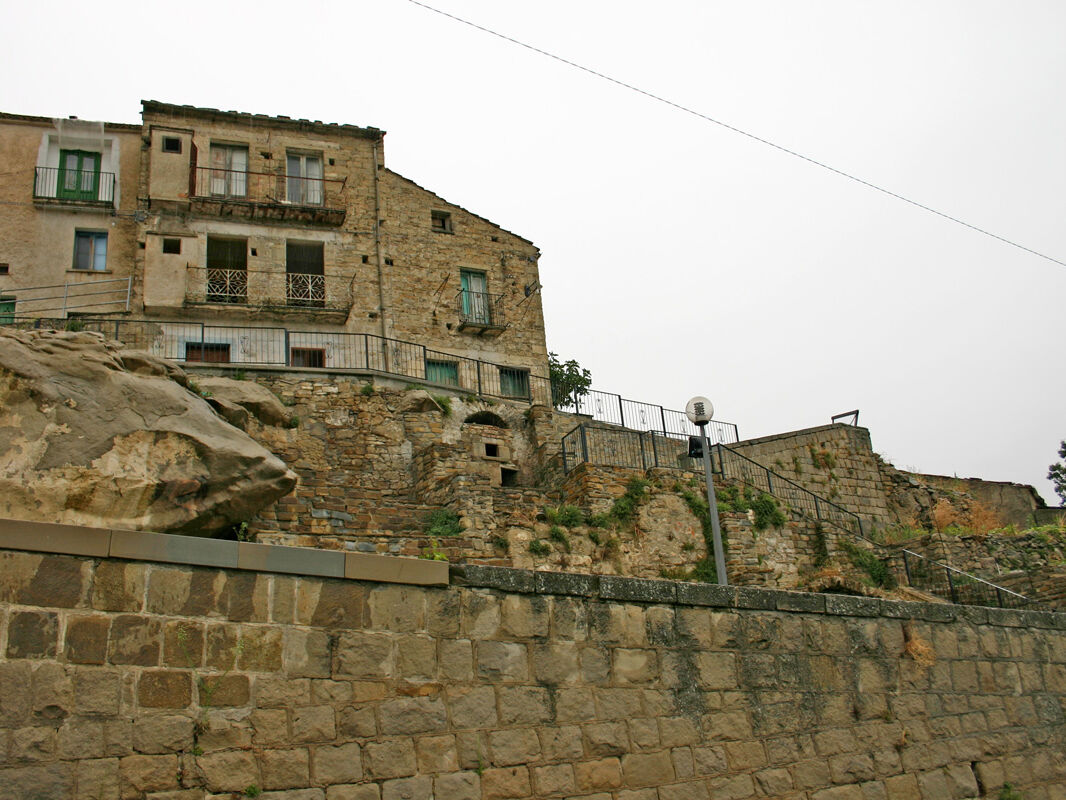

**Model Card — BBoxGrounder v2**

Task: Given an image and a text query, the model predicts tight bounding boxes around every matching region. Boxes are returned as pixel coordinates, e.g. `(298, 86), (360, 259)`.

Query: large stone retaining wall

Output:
(1, 520), (1065, 800)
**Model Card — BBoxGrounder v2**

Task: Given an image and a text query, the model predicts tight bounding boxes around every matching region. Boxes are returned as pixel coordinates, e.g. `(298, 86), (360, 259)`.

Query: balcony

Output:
(189, 167), (346, 226)
(456, 289), (506, 334)
(185, 266), (351, 314)
(33, 167), (115, 208)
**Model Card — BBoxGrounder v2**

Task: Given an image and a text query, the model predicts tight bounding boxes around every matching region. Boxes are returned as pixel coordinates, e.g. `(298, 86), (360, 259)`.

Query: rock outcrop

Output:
(0, 328), (296, 536)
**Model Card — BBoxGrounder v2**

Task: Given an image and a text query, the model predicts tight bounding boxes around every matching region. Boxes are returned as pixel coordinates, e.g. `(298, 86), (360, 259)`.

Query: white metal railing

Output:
(0, 277), (131, 316)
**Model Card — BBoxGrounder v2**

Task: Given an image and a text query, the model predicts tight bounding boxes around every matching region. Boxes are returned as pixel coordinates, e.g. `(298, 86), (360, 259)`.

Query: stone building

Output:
(0, 112), (142, 319)
(0, 101), (550, 393)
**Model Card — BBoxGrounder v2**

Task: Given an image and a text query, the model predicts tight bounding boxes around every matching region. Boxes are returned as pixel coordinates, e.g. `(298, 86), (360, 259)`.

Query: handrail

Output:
(559, 422), (1038, 609)
(0, 317), (738, 442)
(0, 278), (132, 315)
(892, 548), (1036, 609)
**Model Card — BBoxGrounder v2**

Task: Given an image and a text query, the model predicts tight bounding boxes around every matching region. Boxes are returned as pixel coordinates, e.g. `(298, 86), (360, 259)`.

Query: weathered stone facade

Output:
(0, 101), (550, 384)
(1, 529), (1065, 800)
(0, 113), (141, 317)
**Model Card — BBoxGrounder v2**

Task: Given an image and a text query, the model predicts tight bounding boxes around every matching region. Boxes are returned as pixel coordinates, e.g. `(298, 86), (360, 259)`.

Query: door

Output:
(460, 270), (490, 324)
(57, 150), (100, 201)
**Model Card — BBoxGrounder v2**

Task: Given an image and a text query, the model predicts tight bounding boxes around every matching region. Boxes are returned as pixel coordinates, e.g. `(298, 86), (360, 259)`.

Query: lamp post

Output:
(686, 396), (728, 586)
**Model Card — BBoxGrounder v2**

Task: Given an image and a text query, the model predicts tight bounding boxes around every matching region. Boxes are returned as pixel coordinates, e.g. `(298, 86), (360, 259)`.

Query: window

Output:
(162, 238), (181, 255)
(286, 242), (325, 308)
(0, 296), (15, 324)
(205, 237), (247, 303)
(0, 264), (9, 275)
(162, 137), (182, 154)
(426, 359), (459, 386)
(431, 210), (453, 233)
(58, 150), (101, 201)
(185, 342), (231, 363)
(290, 347), (325, 368)
(459, 269), (491, 325)
(209, 144), (248, 198)
(286, 153), (323, 205)
(499, 367), (530, 399)
(73, 231), (107, 271)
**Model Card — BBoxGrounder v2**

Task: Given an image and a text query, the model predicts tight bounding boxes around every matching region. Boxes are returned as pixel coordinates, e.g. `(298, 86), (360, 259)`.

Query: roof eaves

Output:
(141, 100), (385, 140)
(384, 168), (537, 249)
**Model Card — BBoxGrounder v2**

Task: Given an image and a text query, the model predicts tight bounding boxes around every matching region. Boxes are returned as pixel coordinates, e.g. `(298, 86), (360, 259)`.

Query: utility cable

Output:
(407, 0), (1066, 269)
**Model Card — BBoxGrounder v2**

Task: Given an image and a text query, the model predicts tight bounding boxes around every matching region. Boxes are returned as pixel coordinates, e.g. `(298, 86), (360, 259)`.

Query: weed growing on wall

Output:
(610, 478), (650, 524)
(425, 509), (462, 538)
(840, 540), (896, 588)
(543, 504), (584, 527)
(529, 539), (551, 556)
(549, 525), (571, 552)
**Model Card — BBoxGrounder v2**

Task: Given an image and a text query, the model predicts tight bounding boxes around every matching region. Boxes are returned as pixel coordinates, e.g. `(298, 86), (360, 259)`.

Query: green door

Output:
(0, 297), (15, 325)
(57, 150), (100, 201)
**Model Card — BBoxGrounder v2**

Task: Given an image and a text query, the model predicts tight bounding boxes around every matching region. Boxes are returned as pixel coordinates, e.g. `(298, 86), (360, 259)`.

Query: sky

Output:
(3, 0), (1064, 504)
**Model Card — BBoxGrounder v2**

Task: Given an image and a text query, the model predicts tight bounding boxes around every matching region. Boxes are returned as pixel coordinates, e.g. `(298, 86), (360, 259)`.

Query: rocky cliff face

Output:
(0, 328), (296, 536)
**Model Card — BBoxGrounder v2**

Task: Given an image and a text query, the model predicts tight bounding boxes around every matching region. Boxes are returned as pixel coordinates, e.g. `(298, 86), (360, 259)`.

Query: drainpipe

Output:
(371, 134), (388, 347)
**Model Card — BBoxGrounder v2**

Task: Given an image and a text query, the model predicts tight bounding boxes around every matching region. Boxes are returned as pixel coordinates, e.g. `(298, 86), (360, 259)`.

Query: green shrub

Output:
(490, 534), (509, 551)
(421, 538), (448, 561)
(549, 525), (570, 552)
(360, 382), (375, 396)
(425, 509), (462, 538)
(840, 541), (896, 588)
(587, 513), (610, 529)
(750, 492), (787, 531)
(610, 478), (650, 523)
(286, 416), (300, 429)
(529, 539), (551, 556)
(999, 784), (1025, 800)
(544, 504), (584, 528)
(588, 530), (602, 545)
(431, 395), (452, 416)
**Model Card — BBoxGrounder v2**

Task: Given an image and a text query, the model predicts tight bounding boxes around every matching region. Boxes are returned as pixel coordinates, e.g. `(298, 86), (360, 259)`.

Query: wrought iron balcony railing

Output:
(33, 167), (116, 205)
(190, 167), (346, 225)
(286, 273), (325, 308)
(456, 289), (505, 332)
(205, 268), (248, 304)
(185, 266), (351, 312)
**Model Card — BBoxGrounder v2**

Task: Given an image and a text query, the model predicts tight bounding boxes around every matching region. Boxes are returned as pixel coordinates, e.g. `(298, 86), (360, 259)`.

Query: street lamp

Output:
(685, 396), (728, 586)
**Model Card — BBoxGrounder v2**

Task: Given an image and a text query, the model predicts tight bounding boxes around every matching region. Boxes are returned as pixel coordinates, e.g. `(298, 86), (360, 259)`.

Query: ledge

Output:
(0, 517), (446, 586)
(0, 516), (1059, 625)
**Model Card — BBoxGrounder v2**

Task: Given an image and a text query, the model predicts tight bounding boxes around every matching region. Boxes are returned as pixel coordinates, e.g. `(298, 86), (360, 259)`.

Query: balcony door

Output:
(286, 242), (325, 307)
(205, 237), (248, 304)
(460, 269), (490, 325)
(58, 150), (100, 201)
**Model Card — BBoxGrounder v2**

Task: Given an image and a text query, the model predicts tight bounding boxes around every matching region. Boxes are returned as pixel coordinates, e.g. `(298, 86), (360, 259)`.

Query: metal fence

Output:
(887, 549), (1036, 609)
(0, 279), (132, 317)
(1, 318), (738, 439)
(560, 425), (862, 537)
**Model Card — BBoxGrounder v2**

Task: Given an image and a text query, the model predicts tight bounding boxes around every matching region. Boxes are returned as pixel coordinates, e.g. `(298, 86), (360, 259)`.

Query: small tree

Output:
(1049, 440), (1066, 505)
(549, 352), (592, 410)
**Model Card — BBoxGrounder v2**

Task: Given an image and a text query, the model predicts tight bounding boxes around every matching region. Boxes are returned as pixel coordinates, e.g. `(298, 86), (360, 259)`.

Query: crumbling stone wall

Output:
(730, 424), (893, 527)
(1, 545), (1065, 800)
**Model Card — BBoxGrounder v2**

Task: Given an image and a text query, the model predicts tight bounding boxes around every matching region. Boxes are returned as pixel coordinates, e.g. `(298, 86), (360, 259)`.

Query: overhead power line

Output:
(407, 0), (1066, 269)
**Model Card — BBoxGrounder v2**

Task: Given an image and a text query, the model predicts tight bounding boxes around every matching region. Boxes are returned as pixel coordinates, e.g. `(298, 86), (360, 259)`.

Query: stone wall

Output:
(879, 464), (1047, 530)
(730, 425), (893, 527)
(1, 526), (1065, 800)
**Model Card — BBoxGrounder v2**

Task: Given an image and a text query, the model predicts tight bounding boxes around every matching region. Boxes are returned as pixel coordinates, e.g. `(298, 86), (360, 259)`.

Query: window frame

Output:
(208, 143), (249, 198)
(426, 359), (460, 386)
(286, 151), (324, 206)
(431, 210), (453, 233)
(499, 367), (530, 400)
(72, 230), (108, 272)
